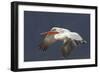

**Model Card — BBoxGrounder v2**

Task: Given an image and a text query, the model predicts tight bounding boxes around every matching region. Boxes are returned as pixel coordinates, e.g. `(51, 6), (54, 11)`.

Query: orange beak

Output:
(41, 31), (59, 35)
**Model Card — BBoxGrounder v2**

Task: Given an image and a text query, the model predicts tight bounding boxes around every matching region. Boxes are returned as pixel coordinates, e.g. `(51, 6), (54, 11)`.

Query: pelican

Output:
(39, 27), (87, 58)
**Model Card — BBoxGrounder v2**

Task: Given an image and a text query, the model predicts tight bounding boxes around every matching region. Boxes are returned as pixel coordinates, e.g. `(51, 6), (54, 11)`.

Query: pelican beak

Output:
(40, 31), (59, 35)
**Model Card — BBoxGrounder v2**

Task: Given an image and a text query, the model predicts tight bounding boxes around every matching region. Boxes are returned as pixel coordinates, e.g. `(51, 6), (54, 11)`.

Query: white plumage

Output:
(39, 27), (87, 58)
(51, 27), (83, 40)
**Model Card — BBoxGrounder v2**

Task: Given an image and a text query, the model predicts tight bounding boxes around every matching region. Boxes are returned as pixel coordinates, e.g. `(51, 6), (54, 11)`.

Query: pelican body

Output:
(39, 27), (87, 58)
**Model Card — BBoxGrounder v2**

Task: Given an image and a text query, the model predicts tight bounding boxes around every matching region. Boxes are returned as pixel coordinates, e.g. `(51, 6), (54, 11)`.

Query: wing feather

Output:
(61, 38), (75, 57)
(39, 35), (56, 51)
(69, 32), (83, 40)
(61, 37), (84, 58)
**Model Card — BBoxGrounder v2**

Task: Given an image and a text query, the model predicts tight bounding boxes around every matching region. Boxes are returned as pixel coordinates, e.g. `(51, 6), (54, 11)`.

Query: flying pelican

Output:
(39, 27), (87, 58)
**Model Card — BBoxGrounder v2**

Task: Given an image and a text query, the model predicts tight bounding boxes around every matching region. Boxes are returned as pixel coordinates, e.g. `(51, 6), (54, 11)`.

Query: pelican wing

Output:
(69, 32), (83, 41)
(61, 38), (75, 57)
(61, 37), (85, 57)
(39, 34), (56, 51)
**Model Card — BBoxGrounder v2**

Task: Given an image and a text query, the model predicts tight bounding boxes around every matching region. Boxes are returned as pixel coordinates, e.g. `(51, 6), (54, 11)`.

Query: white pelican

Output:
(39, 27), (87, 58)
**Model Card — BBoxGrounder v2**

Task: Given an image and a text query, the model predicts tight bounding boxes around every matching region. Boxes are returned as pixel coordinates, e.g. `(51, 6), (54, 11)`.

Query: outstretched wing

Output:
(69, 32), (87, 46)
(61, 38), (75, 57)
(61, 37), (85, 58)
(39, 34), (56, 51)
(69, 32), (83, 40)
